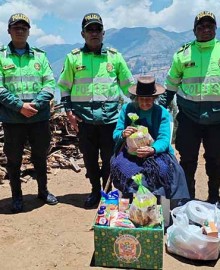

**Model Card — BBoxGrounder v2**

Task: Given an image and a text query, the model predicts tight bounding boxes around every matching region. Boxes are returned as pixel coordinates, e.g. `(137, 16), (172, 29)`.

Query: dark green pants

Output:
(78, 122), (116, 193)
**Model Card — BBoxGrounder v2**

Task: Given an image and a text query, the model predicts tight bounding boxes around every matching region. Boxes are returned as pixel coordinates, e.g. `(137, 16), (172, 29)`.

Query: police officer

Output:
(58, 12), (134, 208)
(0, 13), (58, 213)
(159, 11), (220, 203)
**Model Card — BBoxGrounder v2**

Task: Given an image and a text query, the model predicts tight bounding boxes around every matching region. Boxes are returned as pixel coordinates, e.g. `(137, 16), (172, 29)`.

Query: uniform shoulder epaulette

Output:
(177, 42), (191, 54)
(32, 47), (45, 53)
(71, 48), (81, 55)
(107, 47), (118, 54)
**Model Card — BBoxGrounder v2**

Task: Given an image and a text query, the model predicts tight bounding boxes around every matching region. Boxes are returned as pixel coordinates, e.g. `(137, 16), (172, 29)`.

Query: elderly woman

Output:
(110, 76), (189, 202)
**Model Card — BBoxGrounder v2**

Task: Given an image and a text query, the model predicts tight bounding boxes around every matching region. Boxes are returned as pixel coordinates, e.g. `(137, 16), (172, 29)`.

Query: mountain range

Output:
(42, 26), (220, 85)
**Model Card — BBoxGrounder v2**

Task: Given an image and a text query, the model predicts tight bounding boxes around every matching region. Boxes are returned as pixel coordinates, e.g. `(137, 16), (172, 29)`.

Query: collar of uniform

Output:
(195, 38), (216, 49)
(81, 43), (107, 55)
(7, 41), (33, 55)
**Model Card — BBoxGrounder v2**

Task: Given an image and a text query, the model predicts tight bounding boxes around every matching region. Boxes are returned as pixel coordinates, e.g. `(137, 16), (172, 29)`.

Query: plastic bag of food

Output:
(128, 173), (159, 226)
(126, 113), (154, 155)
(167, 210), (220, 260)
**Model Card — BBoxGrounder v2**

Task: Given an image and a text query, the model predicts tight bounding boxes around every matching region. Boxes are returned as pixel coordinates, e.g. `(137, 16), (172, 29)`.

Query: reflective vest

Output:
(58, 46), (134, 124)
(0, 42), (56, 123)
(165, 38), (220, 124)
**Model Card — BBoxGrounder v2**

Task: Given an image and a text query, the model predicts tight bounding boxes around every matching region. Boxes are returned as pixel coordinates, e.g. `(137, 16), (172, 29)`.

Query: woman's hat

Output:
(129, 76), (165, 97)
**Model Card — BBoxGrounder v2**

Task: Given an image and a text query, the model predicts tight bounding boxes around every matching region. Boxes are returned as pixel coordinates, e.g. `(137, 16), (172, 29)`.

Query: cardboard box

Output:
(202, 221), (218, 238)
(94, 209), (164, 269)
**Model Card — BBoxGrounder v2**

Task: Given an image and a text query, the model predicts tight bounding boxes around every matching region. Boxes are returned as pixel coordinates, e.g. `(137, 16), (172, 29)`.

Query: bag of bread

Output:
(126, 113), (154, 155)
(128, 173), (159, 226)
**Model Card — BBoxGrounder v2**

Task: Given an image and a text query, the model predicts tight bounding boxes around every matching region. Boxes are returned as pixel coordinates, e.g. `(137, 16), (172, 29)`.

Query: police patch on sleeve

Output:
(106, 63), (113, 72)
(34, 63), (41, 70)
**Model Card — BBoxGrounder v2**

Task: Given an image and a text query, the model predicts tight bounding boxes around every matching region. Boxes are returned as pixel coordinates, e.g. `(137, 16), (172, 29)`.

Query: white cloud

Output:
(0, 0), (220, 46)
(35, 34), (65, 47)
(98, 0), (220, 32)
(154, 0), (220, 32)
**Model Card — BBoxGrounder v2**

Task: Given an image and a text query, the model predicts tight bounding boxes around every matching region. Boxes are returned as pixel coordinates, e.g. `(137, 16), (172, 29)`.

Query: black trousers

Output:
(3, 121), (51, 199)
(78, 122), (116, 193)
(175, 112), (220, 200)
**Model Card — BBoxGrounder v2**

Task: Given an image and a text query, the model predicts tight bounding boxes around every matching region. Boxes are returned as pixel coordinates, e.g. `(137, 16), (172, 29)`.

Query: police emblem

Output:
(34, 63), (41, 70)
(106, 63), (113, 72)
(114, 234), (141, 263)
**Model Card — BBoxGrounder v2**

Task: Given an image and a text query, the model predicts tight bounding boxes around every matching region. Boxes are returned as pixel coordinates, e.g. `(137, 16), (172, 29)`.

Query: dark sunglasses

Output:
(85, 27), (103, 33)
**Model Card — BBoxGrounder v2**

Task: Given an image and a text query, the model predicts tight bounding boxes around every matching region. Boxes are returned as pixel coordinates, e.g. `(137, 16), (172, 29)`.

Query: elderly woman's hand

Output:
(136, 146), (155, 158)
(122, 126), (138, 138)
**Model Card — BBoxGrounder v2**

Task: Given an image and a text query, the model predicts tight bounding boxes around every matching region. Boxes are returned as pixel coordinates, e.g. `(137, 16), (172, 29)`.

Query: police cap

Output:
(82, 13), (103, 30)
(194, 11), (216, 29)
(8, 13), (31, 28)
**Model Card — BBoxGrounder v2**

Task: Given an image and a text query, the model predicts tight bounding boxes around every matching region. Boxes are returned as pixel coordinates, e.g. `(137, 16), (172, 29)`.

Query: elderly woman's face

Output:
(137, 96), (155, 110)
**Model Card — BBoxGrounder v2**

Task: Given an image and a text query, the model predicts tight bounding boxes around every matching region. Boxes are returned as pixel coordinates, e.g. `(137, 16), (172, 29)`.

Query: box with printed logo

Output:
(94, 208), (164, 269)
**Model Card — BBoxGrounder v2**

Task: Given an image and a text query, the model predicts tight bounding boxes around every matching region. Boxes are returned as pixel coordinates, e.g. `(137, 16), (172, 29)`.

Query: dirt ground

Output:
(0, 146), (220, 270)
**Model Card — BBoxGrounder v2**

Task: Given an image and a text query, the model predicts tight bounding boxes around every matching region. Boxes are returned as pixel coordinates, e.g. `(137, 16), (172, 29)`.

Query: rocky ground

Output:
(0, 146), (220, 270)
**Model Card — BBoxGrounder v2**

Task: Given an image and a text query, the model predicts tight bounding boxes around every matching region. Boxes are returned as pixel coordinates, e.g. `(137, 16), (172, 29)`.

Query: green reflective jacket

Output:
(0, 42), (55, 123)
(58, 44), (134, 124)
(164, 38), (220, 124)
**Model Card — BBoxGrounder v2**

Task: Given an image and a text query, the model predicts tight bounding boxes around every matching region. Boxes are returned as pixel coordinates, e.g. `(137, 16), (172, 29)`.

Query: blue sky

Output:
(0, 0), (219, 47)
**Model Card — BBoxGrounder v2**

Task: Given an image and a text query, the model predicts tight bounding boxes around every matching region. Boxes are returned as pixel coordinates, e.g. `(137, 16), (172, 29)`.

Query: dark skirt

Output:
(110, 147), (190, 200)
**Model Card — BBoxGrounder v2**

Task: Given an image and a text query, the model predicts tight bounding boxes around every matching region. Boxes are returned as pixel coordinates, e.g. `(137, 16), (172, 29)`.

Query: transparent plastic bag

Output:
(167, 208), (220, 260)
(126, 113), (154, 155)
(128, 173), (158, 226)
(126, 125), (154, 155)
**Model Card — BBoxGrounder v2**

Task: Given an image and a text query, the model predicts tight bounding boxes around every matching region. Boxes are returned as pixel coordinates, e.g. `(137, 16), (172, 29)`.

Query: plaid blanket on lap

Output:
(110, 147), (173, 197)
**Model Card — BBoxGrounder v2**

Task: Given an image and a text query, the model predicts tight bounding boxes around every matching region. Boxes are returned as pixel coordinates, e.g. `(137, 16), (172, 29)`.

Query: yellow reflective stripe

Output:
(164, 83), (178, 91)
(61, 91), (71, 97)
(70, 95), (119, 102)
(58, 79), (72, 89)
(4, 76), (42, 83)
(43, 74), (54, 82)
(74, 77), (116, 84)
(71, 95), (90, 102)
(17, 93), (38, 99)
(167, 75), (181, 84)
(182, 76), (220, 84)
(93, 77), (116, 83)
(74, 78), (92, 84)
(177, 89), (220, 101)
(120, 77), (135, 86)
(42, 87), (54, 94)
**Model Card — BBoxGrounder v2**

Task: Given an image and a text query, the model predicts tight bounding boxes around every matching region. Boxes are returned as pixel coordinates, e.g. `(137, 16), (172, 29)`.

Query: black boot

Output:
(11, 196), (23, 213)
(38, 192), (58, 205)
(84, 180), (101, 208)
(38, 189), (58, 205)
(84, 191), (101, 208)
(10, 179), (23, 213)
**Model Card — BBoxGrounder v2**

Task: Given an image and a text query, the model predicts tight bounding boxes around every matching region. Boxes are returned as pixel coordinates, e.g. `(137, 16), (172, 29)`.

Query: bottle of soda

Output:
(100, 205), (106, 213)
(96, 209), (108, 226)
